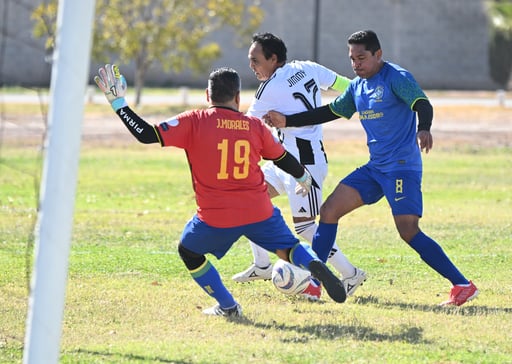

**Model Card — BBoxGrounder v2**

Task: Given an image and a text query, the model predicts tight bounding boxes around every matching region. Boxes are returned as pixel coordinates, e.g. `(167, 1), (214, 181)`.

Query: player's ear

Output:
(205, 88), (210, 103)
(235, 91), (240, 107)
(375, 48), (383, 61)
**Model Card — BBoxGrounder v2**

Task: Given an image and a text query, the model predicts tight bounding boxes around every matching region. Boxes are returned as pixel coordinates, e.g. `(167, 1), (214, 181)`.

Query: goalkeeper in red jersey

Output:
(95, 65), (346, 316)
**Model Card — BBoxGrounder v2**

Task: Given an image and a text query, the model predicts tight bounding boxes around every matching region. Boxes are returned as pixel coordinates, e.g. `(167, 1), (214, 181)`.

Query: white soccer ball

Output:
(271, 259), (311, 295)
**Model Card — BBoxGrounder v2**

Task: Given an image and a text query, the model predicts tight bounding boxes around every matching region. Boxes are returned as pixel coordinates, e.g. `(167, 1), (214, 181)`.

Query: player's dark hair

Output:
(207, 67), (241, 103)
(348, 30), (381, 54)
(252, 32), (287, 63)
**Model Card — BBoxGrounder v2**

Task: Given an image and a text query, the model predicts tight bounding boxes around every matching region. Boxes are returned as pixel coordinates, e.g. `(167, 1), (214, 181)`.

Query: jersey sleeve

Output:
(246, 96), (274, 119)
(302, 61), (350, 95)
(390, 70), (428, 109)
(329, 87), (357, 119)
(155, 110), (195, 149)
(302, 61), (338, 90)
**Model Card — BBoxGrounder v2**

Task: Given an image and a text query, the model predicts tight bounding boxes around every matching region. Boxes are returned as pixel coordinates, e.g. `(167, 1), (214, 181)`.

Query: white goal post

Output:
(23, 1), (96, 363)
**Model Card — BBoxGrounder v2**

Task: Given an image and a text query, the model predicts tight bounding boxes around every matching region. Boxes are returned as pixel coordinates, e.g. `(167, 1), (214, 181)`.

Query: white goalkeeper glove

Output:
(295, 168), (312, 197)
(94, 64), (128, 111)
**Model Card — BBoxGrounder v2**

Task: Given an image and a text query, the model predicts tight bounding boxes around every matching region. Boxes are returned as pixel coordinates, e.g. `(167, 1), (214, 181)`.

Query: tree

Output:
(487, 0), (512, 90)
(32, 0), (264, 105)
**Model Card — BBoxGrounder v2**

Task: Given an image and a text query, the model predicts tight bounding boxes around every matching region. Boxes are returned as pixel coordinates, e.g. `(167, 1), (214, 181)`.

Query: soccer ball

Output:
(271, 259), (311, 295)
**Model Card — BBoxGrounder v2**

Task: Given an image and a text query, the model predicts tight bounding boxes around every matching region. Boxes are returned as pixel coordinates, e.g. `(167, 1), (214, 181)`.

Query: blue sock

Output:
(312, 222), (338, 262)
(409, 231), (469, 285)
(289, 242), (317, 268)
(190, 259), (237, 308)
(289, 242), (321, 285)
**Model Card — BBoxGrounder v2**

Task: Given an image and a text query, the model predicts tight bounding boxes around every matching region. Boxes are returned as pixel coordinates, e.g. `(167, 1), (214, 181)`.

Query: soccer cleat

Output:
(300, 279), (322, 301)
(308, 260), (346, 303)
(440, 281), (479, 306)
(202, 303), (242, 317)
(342, 268), (367, 297)
(232, 263), (273, 283)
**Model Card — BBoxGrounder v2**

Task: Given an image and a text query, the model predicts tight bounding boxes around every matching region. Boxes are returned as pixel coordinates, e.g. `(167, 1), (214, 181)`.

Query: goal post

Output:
(23, 1), (96, 363)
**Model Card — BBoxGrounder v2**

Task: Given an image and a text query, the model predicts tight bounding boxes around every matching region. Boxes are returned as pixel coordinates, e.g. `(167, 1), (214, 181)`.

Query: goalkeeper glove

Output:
(295, 168), (312, 197)
(94, 64), (128, 111)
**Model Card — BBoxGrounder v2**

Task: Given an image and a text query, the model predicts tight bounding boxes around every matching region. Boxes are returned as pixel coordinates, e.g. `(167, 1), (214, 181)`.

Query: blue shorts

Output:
(180, 207), (299, 259)
(342, 164), (423, 216)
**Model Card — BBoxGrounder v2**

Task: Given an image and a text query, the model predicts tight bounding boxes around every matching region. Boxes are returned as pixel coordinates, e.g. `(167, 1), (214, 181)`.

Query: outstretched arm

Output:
(264, 105), (339, 128)
(115, 107), (160, 144)
(95, 64), (160, 144)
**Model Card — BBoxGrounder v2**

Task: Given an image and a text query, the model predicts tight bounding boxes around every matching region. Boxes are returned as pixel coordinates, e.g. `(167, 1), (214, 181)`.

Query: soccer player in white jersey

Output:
(232, 33), (367, 300)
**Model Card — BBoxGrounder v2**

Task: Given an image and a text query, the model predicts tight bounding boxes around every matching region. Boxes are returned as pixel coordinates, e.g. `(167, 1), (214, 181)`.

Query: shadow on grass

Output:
(229, 315), (428, 344)
(353, 295), (512, 315)
(63, 320), (425, 362)
(65, 313), (427, 362)
(66, 348), (191, 364)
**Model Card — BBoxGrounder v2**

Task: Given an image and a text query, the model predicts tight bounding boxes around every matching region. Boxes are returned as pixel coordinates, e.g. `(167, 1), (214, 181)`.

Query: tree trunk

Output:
(134, 59), (146, 107)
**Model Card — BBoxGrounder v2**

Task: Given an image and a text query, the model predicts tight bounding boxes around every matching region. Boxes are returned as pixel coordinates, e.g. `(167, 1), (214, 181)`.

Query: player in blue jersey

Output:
(265, 30), (478, 306)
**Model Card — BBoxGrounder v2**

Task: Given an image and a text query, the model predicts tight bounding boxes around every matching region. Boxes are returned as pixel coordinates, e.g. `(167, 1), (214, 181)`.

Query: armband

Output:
(331, 75), (350, 93)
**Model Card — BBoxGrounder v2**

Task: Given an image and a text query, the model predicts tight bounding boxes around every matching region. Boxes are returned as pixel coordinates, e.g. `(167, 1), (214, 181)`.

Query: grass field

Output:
(1, 99), (512, 363)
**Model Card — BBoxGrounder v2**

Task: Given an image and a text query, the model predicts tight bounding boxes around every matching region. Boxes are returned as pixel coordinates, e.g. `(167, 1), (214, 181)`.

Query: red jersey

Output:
(156, 106), (285, 228)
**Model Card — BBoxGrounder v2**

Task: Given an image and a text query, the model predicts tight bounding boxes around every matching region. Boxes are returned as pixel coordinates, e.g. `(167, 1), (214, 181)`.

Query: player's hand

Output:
(94, 64), (128, 111)
(417, 130), (433, 153)
(295, 168), (312, 197)
(263, 110), (286, 128)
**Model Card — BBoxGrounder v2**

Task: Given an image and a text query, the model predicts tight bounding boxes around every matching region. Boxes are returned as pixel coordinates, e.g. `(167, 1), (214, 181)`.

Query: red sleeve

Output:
(250, 116), (286, 160)
(155, 110), (196, 148)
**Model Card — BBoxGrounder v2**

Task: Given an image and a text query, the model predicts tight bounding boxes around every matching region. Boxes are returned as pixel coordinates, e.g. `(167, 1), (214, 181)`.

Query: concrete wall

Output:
(0, 0), (499, 90)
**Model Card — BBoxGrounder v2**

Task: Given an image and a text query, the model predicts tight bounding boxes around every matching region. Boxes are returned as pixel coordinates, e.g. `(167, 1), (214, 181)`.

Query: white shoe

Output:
(232, 263), (273, 283)
(342, 268), (367, 296)
(203, 303), (242, 317)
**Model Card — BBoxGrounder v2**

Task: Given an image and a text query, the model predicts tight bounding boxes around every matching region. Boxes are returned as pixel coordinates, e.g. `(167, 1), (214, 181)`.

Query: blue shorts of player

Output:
(180, 207), (299, 259)
(342, 164), (423, 216)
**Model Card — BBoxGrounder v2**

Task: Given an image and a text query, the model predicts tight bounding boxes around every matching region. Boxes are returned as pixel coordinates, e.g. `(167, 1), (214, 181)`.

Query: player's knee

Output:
(398, 227), (420, 244)
(319, 203), (339, 222)
(395, 217), (420, 243)
(178, 243), (206, 270)
(275, 248), (291, 262)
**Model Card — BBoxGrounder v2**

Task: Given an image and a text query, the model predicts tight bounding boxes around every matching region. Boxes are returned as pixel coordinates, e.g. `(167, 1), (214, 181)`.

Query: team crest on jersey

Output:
(373, 85), (384, 101)
(159, 118), (179, 131)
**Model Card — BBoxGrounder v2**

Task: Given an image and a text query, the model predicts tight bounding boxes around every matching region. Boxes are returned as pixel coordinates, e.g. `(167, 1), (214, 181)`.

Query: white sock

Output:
(294, 220), (316, 242)
(327, 242), (356, 279)
(249, 241), (271, 267)
(295, 221), (356, 278)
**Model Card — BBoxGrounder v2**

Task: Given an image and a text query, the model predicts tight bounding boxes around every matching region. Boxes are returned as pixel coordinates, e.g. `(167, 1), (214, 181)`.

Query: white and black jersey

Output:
(247, 60), (338, 166)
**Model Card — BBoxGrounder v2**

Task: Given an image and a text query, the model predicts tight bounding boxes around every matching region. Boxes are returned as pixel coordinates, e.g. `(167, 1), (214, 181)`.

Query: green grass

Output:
(1, 140), (511, 363)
